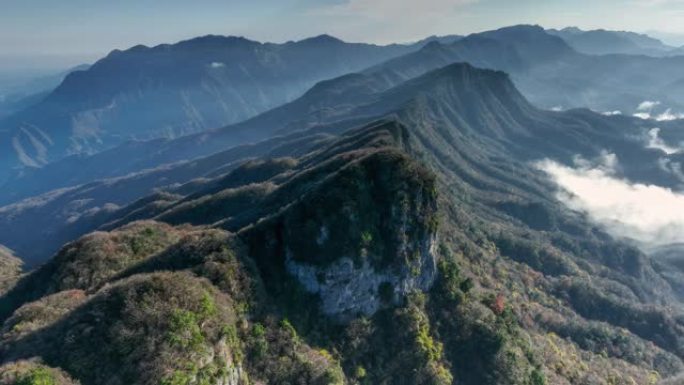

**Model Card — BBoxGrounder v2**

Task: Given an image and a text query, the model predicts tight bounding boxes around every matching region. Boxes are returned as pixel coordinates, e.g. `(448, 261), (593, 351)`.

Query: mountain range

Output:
(547, 27), (682, 56)
(1, 24), (684, 385)
(6, 25), (684, 206)
(0, 35), (430, 183)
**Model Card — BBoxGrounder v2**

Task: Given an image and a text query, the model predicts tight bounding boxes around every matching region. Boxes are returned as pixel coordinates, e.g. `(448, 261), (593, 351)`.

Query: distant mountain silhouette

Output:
(548, 27), (677, 56)
(0, 35), (423, 181)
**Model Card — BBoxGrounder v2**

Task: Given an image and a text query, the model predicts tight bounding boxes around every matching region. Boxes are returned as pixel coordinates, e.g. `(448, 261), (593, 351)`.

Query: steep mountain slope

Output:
(0, 126), (443, 385)
(3, 59), (683, 265)
(1, 63), (684, 385)
(0, 246), (21, 296)
(0, 35), (421, 182)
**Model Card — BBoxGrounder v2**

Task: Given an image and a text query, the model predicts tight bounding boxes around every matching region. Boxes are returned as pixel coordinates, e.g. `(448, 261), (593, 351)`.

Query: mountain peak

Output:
(103, 35), (259, 58)
(491, 24), (546, 34)
(412, 34), (463, 47)
(480, 24), (569, 44)
(559, 26), (584, 34)
(421, 40), (444, 50)
(472, 24), (574, 60)
(175, 34), (259, 49)
(371, 62), (531, 127)
(295, 34), (345, 45)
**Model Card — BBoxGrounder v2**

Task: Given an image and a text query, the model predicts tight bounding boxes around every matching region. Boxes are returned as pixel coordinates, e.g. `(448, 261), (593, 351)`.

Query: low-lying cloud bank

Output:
(536, 154), (684, 247)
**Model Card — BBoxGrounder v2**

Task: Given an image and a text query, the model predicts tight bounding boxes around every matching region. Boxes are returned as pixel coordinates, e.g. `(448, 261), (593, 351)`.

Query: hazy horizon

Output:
(4, 0), (684, 72)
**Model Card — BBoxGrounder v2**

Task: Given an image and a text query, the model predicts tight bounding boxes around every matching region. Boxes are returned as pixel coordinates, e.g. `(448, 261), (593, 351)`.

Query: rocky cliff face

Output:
(245, 149), (440, 319)
(285, 238), (437, 317)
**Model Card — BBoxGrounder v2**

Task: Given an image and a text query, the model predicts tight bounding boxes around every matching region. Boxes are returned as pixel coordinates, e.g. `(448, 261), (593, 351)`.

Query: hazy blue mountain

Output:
(1, 60), (679, 266)
(0, 35), (423, 182)
(0, 26), (569, 201)
(410, 34), (463, 46)
(0, 64), (89, 119)
(547, 27), (677, 56)
(450, 26), (684, 113)
(7, 23), (684, 226)
(9, 25), (684, 206)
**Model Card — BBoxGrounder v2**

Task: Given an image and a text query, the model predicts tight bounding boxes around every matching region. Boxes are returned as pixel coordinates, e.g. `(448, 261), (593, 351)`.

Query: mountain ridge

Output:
(547, 27), (678, 56)
(1, 59), (684, 384)
(8, 25), (684, 205)
(0, 59), (679, 270)
(0, 33), (427, 183)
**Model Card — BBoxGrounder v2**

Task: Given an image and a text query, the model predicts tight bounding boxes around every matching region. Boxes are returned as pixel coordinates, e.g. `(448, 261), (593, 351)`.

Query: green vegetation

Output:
(15, 367), (56, 385)
(2, 290), (87, 344)
(0, 361), (79, 385)
(0, 221), (182, 321)
(2, 98), (684, 385)
(265, 149), (438, 270)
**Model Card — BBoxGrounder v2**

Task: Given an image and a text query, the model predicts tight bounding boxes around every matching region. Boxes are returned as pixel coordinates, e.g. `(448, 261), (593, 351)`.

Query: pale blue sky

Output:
(2, 0), (684, 70)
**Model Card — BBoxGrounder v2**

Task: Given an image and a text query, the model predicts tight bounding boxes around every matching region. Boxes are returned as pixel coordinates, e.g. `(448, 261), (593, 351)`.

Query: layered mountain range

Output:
(1, 25), (684, 385)
(6, 25), (684, 206)
(0, 34), (426, 182)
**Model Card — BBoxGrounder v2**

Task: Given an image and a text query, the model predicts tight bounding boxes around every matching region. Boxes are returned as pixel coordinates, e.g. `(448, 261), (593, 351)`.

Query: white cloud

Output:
(654, 108), (684, 121)
(657, 157), (684, 184)
(634, 109), (684, 121)
(602, 110), (622, 116)
(209, 62), (225, 68)
(633, 101), (684, 121)
(537, 154), (684, 247)
(647, 127), (680, 154)
(637, 100), (661, 112)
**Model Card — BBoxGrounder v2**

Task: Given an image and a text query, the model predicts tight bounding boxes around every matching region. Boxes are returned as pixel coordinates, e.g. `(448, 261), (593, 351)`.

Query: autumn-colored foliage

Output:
(491, 294), (506, 315)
